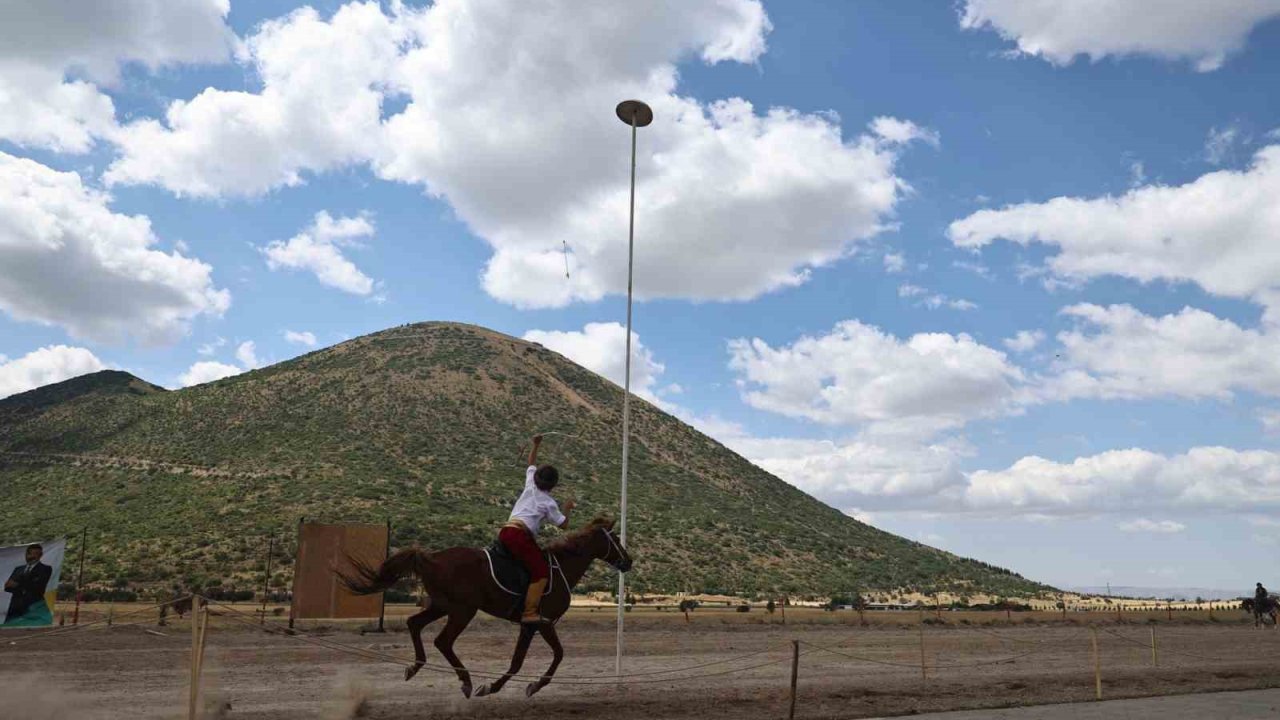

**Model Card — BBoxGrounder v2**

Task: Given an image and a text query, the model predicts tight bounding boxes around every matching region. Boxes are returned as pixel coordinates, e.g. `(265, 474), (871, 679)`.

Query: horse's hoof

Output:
(474, 684), (493, 697)
(525, 680), (547, 698)
(404, 662), (423, 681)
(461, 684), (473, 699)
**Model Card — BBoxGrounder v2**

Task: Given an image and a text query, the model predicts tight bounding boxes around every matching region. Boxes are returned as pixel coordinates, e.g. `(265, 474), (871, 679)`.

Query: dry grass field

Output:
(3, 602), (1278, 719)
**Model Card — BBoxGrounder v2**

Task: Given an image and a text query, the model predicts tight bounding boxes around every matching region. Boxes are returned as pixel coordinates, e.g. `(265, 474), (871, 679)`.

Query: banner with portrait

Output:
(0, 538), (65, 628)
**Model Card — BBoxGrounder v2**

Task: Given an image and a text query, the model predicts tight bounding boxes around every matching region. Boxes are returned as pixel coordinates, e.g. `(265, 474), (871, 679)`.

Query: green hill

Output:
(0, 322), (1052, 600)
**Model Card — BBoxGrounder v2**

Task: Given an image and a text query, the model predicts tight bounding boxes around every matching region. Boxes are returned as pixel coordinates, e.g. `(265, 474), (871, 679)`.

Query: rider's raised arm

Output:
(527, 434), (542, 466)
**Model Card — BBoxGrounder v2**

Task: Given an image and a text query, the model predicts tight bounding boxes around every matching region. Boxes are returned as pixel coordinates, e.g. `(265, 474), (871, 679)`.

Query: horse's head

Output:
(589, 517), (632, 573)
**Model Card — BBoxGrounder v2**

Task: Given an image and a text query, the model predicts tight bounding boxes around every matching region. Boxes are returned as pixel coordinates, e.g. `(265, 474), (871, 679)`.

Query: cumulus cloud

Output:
(105, 0), (929, 307)
(235, 341), (261, 369)
(1039, 304), (1280, 402)
(178, 360), (243, 388)
(1004, 330), (1045, 353)
(948, 146), (1280, 313)
(0, 152), (230, 344)
(0, 345), (106, 399)
(0, 0), (232, 151)
(883, 253), (906, 273)
(261, 211), (377, 296)
(284, 330), (317, 347)
(523, 322), (667, 403)
(869, 116), (940, 147)
(105, 3), (401, 195)
(1118, 518), (1186, 534)
(720, 432), (969, 511)
(728, 320), (1024, 436)
(966, 447), (1280, 514)
(959, 0), (1280, 71)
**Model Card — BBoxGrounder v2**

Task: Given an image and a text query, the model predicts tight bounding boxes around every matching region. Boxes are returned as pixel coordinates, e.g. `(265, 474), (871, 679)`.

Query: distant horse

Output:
(340, 517), (632, 698)
(1242, 597), (1277, 628)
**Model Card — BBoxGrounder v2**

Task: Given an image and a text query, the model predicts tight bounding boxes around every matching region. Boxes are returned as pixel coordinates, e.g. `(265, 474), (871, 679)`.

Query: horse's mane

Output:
(546, 515), (615, 553)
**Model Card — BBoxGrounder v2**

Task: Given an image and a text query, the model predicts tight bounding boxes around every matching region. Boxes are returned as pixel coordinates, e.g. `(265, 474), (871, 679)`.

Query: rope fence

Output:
(3, 594), (1272, 719)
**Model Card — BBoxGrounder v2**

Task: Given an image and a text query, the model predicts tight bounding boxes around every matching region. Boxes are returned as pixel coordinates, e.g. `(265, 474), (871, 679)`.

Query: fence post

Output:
(72, 526), (87, 625)
(1091, 626), (1102, 700)
(187, 599), (211, 720)
(260, 535), (274, 625)
(189, 598), (200, 719)
(919, 621), (927, 681)
(1150, 626), (1158, 668)
(788, 639), (799, 720)
(107, 600), (115, 626)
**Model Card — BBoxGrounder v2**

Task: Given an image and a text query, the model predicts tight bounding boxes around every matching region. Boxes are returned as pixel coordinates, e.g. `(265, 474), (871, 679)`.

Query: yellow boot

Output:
(521, 578), (548, 624)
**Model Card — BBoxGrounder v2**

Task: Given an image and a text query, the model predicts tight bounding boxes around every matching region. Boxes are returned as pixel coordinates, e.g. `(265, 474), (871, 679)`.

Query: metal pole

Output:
(616, 110), (637, 679)
(613, 99), (651, 678)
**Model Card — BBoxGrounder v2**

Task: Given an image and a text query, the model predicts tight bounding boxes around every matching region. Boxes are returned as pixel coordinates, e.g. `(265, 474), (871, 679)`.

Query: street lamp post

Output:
(614, 99), (652, 679)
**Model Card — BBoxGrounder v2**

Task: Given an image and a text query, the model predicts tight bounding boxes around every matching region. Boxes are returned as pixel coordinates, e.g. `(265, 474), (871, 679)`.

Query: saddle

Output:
(484, 540), (554, 600)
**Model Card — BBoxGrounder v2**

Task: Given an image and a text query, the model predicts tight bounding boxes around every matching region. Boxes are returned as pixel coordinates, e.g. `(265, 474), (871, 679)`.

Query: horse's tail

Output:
(337, 546), (432, 595)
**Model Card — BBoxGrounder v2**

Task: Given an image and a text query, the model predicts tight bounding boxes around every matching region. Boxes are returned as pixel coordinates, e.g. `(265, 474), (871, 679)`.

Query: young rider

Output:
(500, 434), (575, 624)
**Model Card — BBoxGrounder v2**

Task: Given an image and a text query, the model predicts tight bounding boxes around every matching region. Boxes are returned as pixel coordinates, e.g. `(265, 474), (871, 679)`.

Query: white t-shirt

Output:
(508, 465), (566, 534)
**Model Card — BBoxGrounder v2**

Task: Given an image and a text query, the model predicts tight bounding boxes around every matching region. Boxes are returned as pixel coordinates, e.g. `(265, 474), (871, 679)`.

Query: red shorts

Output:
(499, 525), (548, 581)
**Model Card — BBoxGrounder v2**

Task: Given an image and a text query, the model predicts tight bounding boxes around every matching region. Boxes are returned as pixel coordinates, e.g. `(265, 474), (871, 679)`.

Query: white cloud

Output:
(0, 0), (232, 152)
(953, 259), (994, 279)
(1204, 124), (1242, 166)
(235, 341), (261, 369)
(105, 3), (400, 195)
(178, 360), (243, 388)
(0, 345), (106, 399)
(284, 330), (317, 347)
(1259, 409), (1280, 433)
(1004, 330), (1045, 353)
(948, 146), (1280, 313)
(197, 337), (226, 356)
(869, 116), (940, 147)
(261, 211), (377, 295)
(1118, 518), (1186, 534)
(0, 152), (230, 344)
(1041, 304), (1280, 402)
(106, 0), (928, 307)
(897, 284), (978, 311)
(728, 319), (1024, 436)
(959, 0), (1280, 71)
(892, 284), (976, 310)
(523, 322), (666, 402)
(1128, 159), (1146, 187)
(966, 446), (1280, 514)
(883, 253), (906, 273)
(721, 433), (968, 510)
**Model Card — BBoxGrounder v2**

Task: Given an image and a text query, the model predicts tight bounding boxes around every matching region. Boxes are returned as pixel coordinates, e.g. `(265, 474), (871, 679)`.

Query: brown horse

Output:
(339, 517), (632, 698)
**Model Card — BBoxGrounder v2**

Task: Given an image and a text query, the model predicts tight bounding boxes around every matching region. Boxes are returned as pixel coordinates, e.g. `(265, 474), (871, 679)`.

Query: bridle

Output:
(598, 526), (628, 569)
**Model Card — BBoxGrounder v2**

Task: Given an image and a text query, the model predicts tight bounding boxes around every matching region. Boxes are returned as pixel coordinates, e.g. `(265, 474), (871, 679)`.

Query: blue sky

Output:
(3, 0), (1280, 592)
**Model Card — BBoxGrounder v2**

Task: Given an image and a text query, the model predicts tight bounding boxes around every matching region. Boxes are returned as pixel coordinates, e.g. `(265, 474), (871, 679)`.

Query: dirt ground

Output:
(4, 604), (1280, 719)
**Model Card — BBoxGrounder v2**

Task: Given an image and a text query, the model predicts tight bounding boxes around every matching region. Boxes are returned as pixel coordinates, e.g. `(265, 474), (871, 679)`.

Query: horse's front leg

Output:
(525, 623), (565, 698)
(434, 608), (478, 698)
(476, 624), (538, 697)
